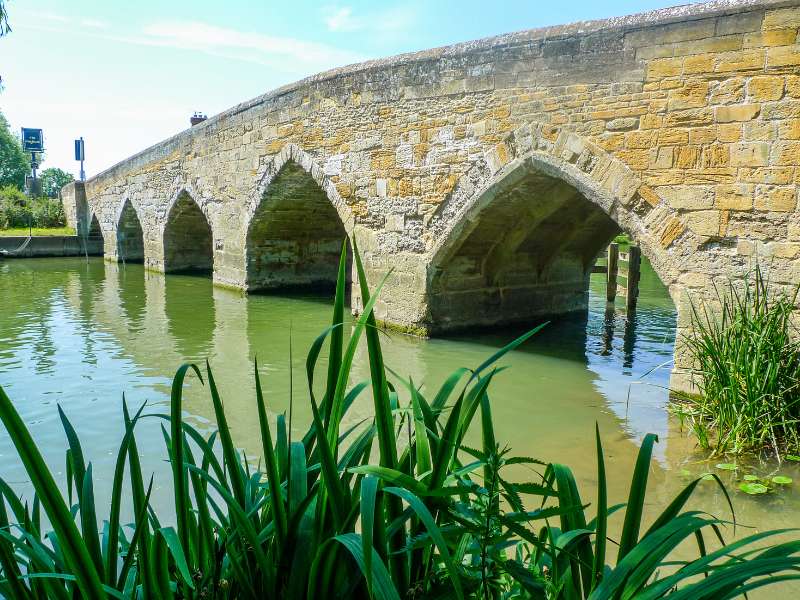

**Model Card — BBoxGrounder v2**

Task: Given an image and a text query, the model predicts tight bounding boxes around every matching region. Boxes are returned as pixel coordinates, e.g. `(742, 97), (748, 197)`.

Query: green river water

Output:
(1, 257), (799, 593)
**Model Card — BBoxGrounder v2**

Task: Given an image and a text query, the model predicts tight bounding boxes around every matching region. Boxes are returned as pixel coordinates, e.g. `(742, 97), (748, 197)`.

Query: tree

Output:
(1, 0), (10, 36)
(40, 167), (74, 198)
(0, 112), (28, 190)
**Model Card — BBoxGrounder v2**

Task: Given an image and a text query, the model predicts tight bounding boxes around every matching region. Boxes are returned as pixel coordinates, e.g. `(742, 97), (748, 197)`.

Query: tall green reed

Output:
(681, 264), (800, 457)
(1, 243), (799, 598)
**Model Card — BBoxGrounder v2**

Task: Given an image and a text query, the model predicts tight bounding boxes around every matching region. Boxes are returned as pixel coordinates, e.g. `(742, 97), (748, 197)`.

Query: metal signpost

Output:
(74, 137), (85, 181)
(21, 128), (44, 197)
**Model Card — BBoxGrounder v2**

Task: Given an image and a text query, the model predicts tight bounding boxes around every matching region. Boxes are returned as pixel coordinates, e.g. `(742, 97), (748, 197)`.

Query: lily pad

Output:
(716, 463), (737, 471)
(739, 482), (769, 495)
(743, 474), (760, 482)
(772, 476), (793, 485)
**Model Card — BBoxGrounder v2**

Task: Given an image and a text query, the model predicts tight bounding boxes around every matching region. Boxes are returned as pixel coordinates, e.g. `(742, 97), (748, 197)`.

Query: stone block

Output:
(778, 119), (800, 139)
(668, 80), (709, 110)
(748, 75), (785, 101)
(686, 210), (721, 236)
(755, 186), (798, 212)
(743, 29), (797, 49)
(717, 123), (742, 142)
(763, 7), (800, 30)
(729, 142), (770, 167)
(714, 49), (765, 73)
(657, 185), (714, 210)
(606, 117), (639, 131)
(767, 46), (800, 68)
(773, 141), (800, 165)
(715, 184), (754, 210)
(659, 217), (686, 247)
(715, 104), (760, 122)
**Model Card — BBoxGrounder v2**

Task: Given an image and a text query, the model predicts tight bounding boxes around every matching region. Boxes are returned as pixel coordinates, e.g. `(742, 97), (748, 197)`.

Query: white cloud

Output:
(322, 4), (417, 34)
(139, 21), (365, 72)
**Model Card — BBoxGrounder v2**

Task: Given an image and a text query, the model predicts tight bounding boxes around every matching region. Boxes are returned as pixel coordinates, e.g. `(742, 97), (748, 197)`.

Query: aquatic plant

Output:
(1, 243), (800, 598)
(680, 264), (800, 457)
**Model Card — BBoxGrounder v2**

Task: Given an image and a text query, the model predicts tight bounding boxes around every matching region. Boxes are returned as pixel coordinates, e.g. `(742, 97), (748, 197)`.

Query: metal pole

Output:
(80, 137), (85, 181)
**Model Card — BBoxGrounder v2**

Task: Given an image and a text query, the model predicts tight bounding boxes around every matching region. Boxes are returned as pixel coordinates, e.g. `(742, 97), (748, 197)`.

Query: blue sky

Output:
(1, 0), (698, 176)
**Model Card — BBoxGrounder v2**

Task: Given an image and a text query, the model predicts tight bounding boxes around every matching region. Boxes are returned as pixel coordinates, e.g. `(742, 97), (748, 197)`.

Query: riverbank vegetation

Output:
(678, 265), (800, 459)
(0, 186), (66, 231)
(1, 245), (799, 598)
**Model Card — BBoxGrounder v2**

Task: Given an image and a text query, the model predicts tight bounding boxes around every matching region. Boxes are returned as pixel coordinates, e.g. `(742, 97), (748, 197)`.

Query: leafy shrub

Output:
(0, 186), (66, 229)
(0, 244), (799, 598)
(681, 265), (800, 457)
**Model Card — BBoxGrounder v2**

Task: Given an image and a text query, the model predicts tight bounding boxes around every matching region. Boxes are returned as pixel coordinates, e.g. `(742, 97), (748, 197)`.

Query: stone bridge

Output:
(62, 0), (800, 390)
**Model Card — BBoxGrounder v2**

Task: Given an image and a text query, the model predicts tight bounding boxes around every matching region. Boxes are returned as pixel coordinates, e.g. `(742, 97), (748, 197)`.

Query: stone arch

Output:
(116, 198), (144, 263)
(162, 190), (214, 274)
(86, 212), (105, 257)
(425, 125), (692, 332)
(245, 145), (352, 292)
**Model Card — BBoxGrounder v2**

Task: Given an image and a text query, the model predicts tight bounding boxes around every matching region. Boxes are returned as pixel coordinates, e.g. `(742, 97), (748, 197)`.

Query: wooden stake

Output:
(606, 243), (619, 302)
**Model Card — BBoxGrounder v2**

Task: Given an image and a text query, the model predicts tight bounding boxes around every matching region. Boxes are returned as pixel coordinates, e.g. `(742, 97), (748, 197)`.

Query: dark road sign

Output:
(21, 128), (44, 152)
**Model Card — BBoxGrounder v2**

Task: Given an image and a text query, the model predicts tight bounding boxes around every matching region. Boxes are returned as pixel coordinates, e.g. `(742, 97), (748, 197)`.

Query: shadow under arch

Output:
(163, 190), (213, 274)
(246, 159), (350, 293)
(117, 199), (144, 263)
(426, 138), (682, 334)
(86, 213), (104, 256)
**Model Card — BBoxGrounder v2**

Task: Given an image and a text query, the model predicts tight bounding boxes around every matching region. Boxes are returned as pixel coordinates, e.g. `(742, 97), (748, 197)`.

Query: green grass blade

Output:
(0, 385), (107, 599)
(617, 433), (657, 563)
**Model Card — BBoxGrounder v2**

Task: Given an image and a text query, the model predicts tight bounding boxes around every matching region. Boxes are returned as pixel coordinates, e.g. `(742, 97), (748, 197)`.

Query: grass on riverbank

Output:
(0, 226), (76, 237)
(1, 243), (799, 599)
(678, 264), (800, 458)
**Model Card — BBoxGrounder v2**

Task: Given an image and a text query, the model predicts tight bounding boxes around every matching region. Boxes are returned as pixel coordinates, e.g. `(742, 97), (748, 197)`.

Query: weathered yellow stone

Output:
(637, 184), (661, 207)
(744, 29), (798, 48)
(755, 186), (797, 212)
(767, 46), (800, 68)
(615, 149), (649, 170)
(335, 181), (353, 199)
(265, 139), (284, 154)
(748, 76), (785, 101)
(650, 146), (674, 169)
(743, 121), (776, 141)
(625, 130), (658, 148)
(597, 134), (624, 151)
(719, 209), (730, 237)
(639, 113), (663, 129)
(774, 141), (800, 165)
(710, 77), (745, 104)
(683, 54), (715, 74)
(378, 106), (393, 119)
(686, 210), (722, 236)
(702, 144), (730, 167)
(658, 129), (689, 145)
(665, 108), (714, 127)
(647, 57), (683, 79)
(673, 36), (742, 56)
(717, 123), (742, 142)
(715, 49), (765, 72)
(778, 119), (800, 139)
(371, 151), (396, 170)
(739, 167), (794, 184)
(729, 142), (770, 167)
(398, 178), (413, 197)
(689, 126), (717, 144)
(668, 80), (709, 110)
(715, 184), (754, 210)
(675, 146), (700, 169)
(786, 76), (800, 98)
(660, 217), (686, 247)
(763, 7), (800, 29)
(715, 104), (760, 122)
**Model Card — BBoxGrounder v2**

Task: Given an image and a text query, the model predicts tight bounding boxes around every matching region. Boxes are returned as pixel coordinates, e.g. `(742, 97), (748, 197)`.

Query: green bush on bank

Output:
(0, 243), (799, 599)
(680, 265), (800, 458)
(0, 185), (66, 229)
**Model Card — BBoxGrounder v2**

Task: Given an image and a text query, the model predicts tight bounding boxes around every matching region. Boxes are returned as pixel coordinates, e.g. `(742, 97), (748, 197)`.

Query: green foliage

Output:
(0, 243), (799, 598)
(0, 112), (29, 190)
(40, 168), (74, 199)
(680, 265), (800, 457)
(0, 186), (66, 229)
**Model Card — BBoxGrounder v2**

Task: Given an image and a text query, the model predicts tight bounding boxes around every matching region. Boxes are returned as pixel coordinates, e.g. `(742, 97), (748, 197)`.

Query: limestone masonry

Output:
(62, 0), (800, 390)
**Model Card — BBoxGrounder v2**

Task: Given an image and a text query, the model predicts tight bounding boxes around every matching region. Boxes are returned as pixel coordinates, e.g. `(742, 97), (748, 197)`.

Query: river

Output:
(1, 256), (799, 593)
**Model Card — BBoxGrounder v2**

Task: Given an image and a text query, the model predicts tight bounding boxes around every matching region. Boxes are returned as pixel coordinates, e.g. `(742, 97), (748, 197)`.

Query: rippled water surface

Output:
(1, 257), (799, 593)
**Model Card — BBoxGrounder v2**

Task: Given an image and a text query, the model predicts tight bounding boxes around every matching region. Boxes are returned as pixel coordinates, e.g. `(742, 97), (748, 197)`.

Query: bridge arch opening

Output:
(86, 213), (105, 257)
(117, 200), (144, 263)
(163, 191), (213, 274)
(428, 159), (661, 333)
(246, 161), (349, 292)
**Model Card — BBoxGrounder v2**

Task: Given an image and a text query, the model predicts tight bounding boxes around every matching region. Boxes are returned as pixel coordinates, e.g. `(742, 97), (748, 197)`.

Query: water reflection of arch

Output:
(104, 261), (147, 331)
(163, 273), (216, 360)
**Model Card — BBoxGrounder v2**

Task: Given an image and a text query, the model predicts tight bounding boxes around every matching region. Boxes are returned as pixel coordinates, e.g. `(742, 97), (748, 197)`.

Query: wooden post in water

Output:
(606, 243), (619, 302)
(626, 245), (641, 312)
